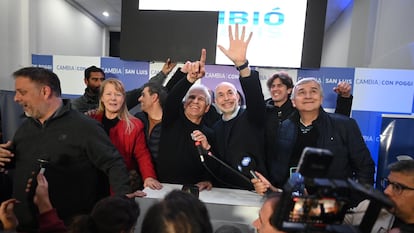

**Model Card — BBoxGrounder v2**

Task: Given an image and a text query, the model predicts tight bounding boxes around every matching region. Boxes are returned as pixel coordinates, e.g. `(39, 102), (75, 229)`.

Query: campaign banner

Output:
(101, 57), (150, 91)
(53, 55), (100, 95)
(215, 1), (307, 68)
(203, 64), (243, 96)
(353, 68), (414, 113)
(139, 0), (308, 68)
(33, 55), (153, 95)
(149, 61), (182, 86)
(32, 54), (53, 70)
(120, 60), (150, 91)
(101, 57), (123, 79)
(376, 114), (414, 190)
(412, 94), (414, 113)
(297, 67), (355, 110)
(351, 111), (384, 165)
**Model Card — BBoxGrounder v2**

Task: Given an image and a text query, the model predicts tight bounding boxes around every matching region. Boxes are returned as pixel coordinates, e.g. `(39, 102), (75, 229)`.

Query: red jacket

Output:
(38, 209), (67, 233)
(91, 113), (157, 180)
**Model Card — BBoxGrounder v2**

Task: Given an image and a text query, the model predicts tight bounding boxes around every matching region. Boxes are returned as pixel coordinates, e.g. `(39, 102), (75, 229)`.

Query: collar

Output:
(222, 105), (241, 121)
(84, 88), (99, 101)
(34, 101), (65, 125)
(266, 98), (294, 121)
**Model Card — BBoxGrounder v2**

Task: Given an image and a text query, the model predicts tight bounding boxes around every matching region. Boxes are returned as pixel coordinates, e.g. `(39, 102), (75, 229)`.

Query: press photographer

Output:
(268, 147), (393, 233)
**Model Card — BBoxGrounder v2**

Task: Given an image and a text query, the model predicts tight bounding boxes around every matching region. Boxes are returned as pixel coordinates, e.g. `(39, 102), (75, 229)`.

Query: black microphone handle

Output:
(207, 152), (252, 184)
(195, 141), (206, 162)
(194, 141), (251, 185)
(195, 142), (205, 156)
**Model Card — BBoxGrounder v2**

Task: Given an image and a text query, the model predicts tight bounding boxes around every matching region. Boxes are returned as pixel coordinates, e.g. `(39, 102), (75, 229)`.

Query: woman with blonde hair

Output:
(90, 78), (162, 191)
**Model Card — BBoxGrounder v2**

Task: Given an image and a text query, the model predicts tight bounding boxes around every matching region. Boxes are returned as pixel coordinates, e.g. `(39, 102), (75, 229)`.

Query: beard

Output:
(87, 86), (100, 96)
(90, 87), (100, 94)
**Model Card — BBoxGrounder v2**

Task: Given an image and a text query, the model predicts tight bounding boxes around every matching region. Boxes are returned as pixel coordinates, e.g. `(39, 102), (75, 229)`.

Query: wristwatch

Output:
(236, 60), (249, 71)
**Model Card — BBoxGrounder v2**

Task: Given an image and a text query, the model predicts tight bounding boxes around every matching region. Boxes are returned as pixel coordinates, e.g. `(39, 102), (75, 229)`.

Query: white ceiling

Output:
(65, 0), (123, 31)
(67, 0), (352, 32)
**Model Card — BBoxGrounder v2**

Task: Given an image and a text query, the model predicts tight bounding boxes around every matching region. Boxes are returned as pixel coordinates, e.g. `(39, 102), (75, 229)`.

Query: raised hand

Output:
(333, 81), (352, 98)
(217, 24), (252, 67)
(185, 49), (207, 83)
(161, 58), (177, 76)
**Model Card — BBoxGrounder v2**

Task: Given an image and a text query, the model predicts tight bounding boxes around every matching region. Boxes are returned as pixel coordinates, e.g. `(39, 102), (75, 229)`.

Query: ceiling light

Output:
(102, 11), (109, 17)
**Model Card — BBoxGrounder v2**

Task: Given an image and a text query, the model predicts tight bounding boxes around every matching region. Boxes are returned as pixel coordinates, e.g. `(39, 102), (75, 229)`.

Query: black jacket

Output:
(211, 70), (267, 190)
(268, 108), (375, 189)
(135, 111), (161, 163)
(157, 72), (214, 185)
(134, 67), (192, 168)
(11, 100), (131, 232)
(264, 95), (354, 178)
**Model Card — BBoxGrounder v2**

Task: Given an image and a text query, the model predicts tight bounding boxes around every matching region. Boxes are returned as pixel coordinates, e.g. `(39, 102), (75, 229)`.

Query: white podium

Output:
(134, 183), (263, 233)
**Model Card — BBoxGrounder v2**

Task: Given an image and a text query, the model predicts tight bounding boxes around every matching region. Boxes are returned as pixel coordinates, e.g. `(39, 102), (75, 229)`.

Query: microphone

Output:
(194, 141), (251, 184)
(238, 155), (278, 194)
(38, 158), (49, 174)
(195, 141), (206, 162)
(288, 172), (305, 196)
(237, 155), (257, 179)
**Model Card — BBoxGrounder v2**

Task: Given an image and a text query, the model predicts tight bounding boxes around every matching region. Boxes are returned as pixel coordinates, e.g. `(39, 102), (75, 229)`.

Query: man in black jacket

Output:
(0, 67), (133, 232)
(201, 24), (267, 190)
(135, 67), (192, 167)
(253, 78), (374, 201)
(156, 49), (214, 191)
(264, 73), (353, 168)
(135, 82), (167, 164)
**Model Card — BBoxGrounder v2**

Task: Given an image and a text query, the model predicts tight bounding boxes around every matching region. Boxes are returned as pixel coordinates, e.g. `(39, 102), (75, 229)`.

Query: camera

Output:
(271, 147), (393, 233)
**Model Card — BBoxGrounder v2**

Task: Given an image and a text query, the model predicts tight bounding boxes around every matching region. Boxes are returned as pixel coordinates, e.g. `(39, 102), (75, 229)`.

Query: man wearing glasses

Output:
(344, 159), (414, 233)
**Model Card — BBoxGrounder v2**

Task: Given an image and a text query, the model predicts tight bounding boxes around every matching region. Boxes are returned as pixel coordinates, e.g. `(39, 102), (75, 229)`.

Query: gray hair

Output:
(184, 84), (212, 105)
(291, 77), (324, 100)
(215, 82), (237, 94)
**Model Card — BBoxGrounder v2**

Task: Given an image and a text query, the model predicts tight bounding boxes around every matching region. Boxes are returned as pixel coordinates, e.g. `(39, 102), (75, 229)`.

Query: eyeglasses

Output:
(381, 178), (414, 195)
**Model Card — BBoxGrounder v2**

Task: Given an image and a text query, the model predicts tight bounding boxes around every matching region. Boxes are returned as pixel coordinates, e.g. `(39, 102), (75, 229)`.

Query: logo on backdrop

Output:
(219, 8), (285, 26)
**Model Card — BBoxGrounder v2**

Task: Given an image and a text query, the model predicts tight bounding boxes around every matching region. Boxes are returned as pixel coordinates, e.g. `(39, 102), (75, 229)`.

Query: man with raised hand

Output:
(156, 49), (214, 191)
(199, 24), (267, 190)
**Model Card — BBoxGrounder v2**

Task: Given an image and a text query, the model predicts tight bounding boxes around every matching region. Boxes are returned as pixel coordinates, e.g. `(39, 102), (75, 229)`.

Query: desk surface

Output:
(136, 183), (263, 233)
(143, 183), (263, 207)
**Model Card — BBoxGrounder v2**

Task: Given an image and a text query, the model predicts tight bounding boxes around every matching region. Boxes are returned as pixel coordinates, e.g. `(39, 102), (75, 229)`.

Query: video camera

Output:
(271, 147), (393, 233)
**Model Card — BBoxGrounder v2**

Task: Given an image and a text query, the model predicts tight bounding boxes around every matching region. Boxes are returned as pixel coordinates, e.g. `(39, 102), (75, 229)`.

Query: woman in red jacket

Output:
(91, 78), (162, 190)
